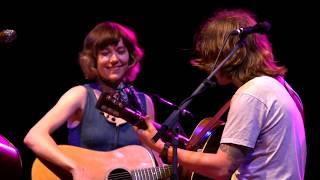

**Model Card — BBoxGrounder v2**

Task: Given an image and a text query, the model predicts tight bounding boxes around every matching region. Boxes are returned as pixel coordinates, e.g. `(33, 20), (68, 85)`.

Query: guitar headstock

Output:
(96, 91), (148, 129)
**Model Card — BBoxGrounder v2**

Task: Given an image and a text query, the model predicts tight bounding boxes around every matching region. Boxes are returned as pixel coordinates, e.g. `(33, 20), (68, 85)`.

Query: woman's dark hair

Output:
(79, 21), (144, 82)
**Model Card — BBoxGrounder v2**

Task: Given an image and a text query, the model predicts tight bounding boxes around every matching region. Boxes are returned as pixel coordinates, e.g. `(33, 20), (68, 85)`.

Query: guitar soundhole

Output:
(108, 168), (132, 180)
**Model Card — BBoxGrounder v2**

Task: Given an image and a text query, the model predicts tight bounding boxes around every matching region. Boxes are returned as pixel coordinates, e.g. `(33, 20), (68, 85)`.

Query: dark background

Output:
(1, 1), (318, 179)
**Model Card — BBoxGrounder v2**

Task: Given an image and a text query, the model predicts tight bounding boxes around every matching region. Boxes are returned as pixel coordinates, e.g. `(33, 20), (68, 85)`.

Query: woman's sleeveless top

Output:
(68, 84), (147, 151)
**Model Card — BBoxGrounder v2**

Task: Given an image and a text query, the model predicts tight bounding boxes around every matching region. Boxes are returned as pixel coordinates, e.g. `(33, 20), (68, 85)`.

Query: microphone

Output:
(0, 29), (17, 43)
(151, 93), (194, 119)
(230, 21), (271, 36)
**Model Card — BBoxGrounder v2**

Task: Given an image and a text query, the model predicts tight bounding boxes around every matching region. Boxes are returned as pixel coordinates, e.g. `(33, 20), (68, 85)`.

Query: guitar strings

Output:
(107, 172), (132, 180)
(107, 166), (172, 180)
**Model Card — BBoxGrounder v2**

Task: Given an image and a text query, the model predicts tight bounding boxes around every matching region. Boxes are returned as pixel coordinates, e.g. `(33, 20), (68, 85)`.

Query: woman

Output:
(24, 21), (160, 179)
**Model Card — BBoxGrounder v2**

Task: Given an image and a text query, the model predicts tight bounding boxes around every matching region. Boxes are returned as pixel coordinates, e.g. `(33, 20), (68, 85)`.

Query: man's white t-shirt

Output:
(221, 76), (306, 180)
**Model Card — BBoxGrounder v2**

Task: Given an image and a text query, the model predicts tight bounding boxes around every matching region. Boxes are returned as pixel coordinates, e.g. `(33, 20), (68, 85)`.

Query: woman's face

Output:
(96, 39), (130, 85)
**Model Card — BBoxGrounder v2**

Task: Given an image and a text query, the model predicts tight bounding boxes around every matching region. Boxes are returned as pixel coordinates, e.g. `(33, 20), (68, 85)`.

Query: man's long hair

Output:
(191, 9), (287, 84)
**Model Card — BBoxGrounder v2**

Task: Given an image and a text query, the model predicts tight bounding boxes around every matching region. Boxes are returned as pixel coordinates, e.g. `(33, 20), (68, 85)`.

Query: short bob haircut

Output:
(79, 21), (144, 82)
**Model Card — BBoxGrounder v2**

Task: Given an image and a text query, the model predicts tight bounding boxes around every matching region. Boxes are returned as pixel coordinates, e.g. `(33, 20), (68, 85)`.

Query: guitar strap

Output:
(276, 76), (304, 120)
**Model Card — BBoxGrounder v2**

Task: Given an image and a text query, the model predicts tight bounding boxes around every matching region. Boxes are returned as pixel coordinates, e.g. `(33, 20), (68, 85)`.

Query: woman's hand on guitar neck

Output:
(134, 116), (165, 153)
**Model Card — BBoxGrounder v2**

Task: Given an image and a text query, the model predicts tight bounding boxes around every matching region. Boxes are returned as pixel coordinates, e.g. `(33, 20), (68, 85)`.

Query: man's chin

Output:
(217, 80), (231, 86)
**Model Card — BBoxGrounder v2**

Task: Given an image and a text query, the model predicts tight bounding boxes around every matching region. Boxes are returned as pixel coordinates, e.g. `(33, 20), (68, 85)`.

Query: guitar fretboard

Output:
(131, 165), (172, 180)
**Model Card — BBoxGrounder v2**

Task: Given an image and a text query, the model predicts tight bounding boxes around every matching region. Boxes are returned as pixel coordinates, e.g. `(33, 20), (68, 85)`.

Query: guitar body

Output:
(179, 100), (230, 180)
(32, 145), (157, 180)
(179, 119), (225, 180)
(190, 127), (224, 180)
(0, 134), (22, 180)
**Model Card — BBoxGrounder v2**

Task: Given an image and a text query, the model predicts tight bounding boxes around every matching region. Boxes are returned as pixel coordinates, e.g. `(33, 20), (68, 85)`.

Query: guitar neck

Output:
(96, 92), (148, 130)
(131, 165), (172, 180)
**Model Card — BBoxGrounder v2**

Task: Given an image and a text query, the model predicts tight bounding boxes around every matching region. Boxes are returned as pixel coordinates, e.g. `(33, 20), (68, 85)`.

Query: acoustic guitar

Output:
(32, 145), (172, 180)
(97, 91), (230, 179)
(0, 134), (23, 180)
(180, 100), (230, 180)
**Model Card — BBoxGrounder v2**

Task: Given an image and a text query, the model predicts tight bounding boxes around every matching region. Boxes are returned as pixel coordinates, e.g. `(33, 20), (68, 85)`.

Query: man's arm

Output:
(218, 143), (252, 176)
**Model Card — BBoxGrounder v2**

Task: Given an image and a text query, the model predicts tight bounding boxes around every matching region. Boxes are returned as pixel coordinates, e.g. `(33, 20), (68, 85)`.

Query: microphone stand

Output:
(152, 37), (246, 180)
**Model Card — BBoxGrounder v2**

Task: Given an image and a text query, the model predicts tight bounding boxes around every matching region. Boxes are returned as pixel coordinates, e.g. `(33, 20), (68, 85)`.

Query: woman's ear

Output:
(128, 54), (137, 68)
(85, 66), (98, 80)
